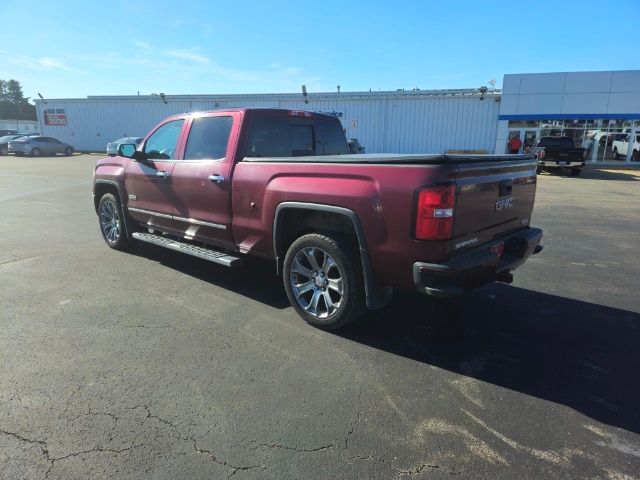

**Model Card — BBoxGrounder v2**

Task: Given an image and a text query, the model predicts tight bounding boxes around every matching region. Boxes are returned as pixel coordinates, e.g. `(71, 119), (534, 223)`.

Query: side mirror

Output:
(118, 143), (145, 161)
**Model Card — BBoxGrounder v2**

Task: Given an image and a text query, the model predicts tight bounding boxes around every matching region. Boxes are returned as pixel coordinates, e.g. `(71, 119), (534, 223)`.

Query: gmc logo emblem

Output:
(495, 197), (514, 211)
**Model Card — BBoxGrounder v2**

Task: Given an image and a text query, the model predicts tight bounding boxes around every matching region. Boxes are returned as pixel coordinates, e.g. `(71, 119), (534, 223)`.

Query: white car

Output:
(612, 134), (640, 160)
(106, 136), (143, 156)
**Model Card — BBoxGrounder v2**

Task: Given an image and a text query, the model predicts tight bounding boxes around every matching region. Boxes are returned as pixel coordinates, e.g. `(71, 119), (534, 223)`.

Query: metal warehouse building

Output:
(34, 69), (640, 163)
(33, 89), (501, 154)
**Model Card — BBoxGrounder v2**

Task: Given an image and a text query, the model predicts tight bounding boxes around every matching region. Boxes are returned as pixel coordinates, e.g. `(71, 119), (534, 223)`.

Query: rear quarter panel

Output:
(231, 161), (457, 289)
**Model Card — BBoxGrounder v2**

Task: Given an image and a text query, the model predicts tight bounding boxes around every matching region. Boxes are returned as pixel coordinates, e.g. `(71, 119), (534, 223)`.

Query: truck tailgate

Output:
(451, 156), (537, 252)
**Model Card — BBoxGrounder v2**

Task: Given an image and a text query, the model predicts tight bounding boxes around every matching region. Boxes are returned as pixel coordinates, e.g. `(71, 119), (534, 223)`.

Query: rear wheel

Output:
(64, 147), (73, 156)
(0, 146), (7, 155)
(613, 147), (619, 160)
(570, 168), (581, 177)
(31, 147), (41, 157)
(283, 233), (365, 330)
(98, 193), (133, 250)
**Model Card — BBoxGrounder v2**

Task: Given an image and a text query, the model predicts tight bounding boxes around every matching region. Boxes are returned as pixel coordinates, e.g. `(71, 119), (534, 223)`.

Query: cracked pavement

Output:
(1, 156), (640, 479)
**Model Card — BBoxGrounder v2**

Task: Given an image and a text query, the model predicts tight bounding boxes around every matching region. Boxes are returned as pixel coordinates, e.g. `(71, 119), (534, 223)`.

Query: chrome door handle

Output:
(156, 171), (170, 178)
(208, 174), (225, 183)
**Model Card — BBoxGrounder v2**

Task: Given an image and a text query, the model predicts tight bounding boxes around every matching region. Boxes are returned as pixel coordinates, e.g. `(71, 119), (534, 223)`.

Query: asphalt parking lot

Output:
(1, 154), (639, 480)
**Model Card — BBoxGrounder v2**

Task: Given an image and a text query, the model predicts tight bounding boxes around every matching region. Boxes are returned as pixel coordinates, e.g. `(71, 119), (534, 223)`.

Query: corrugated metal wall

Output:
(35, 91), (500, 153)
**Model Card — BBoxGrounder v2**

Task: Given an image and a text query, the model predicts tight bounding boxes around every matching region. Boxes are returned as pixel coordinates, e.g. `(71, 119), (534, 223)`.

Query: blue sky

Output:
(1, 0), (638, 100)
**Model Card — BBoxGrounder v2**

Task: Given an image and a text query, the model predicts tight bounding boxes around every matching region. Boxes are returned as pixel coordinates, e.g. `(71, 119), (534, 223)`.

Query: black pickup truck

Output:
(531, 136), (585, 176)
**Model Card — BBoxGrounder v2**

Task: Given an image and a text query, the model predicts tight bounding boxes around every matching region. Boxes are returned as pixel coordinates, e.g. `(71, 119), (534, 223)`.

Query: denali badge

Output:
(455, 237), (478, 250)
(495, 196), (514, 211)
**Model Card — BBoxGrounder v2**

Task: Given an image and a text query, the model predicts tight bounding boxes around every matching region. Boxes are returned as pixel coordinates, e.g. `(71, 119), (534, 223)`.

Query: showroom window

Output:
(507, 119), (639, 162)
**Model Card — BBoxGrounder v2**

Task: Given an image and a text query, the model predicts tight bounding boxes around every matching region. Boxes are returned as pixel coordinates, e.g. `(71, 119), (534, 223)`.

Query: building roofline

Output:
(33, 88), (501, 103)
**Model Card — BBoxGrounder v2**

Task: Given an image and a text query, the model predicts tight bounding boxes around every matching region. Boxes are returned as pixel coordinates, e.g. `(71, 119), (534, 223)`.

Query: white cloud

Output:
(133, 40), (151, 49)
(165, 49), (210, 65)
(0, 50), (88, 75)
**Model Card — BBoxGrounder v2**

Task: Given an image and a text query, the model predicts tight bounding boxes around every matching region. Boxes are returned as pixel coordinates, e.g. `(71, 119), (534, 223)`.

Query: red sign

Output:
(44, 111), (67, 126)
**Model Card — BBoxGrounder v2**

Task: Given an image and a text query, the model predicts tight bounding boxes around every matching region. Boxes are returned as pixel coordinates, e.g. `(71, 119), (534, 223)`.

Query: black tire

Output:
(98, 193), (133, 250)
(283, 233), (365, 330)
(536, 165), (543, 174)
(65, 147), (73, 156)
(31, 147), (41, 157)
(633, 150), (638, 161)
(570, 168), (581, 177)
(613, 147), (619, 160)
(0, 146), (7, 156)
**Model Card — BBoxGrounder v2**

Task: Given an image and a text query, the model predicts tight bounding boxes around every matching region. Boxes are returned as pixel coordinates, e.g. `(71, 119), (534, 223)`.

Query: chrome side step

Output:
(132, 232), (242, 267)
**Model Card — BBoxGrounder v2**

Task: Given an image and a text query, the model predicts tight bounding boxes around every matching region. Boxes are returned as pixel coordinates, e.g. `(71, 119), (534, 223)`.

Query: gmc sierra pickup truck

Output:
(93, 108), (543, 330)
(531, 136), (585, 176)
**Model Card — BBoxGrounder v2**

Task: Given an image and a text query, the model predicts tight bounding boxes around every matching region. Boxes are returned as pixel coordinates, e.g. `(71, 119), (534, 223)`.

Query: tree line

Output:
(0, 79), (37, 121)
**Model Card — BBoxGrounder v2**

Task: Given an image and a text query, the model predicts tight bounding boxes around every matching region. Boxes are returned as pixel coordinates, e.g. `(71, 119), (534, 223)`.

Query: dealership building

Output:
(34, 69), (640, 163)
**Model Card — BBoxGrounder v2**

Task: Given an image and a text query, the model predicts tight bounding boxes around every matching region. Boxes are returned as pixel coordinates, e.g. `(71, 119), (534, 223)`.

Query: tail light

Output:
(414, 184), (455, 241)
(538, 149), (545, 159)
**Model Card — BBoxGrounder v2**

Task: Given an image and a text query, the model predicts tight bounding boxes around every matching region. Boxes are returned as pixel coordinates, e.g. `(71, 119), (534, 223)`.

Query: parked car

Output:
(0, 134), (36, 155)
(612, 134), (640, 160)
(531, 136), (585, 176)
(0, 129), (18, 136)
(8, 136), (74, 156)
(93, 108), (543, 330)
(106, 136), (143, 156)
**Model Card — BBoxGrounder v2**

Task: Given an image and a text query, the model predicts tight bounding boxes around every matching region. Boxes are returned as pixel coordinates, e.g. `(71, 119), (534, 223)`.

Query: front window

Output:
(144, 120), (184, 160)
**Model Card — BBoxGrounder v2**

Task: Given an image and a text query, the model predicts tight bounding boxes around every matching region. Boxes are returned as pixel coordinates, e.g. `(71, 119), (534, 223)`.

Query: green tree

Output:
(0, 79), (36, 120)
(6, 79), (26, 104)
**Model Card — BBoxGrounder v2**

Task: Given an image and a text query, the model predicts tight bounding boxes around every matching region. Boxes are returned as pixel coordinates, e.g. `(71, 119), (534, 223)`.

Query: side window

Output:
(144, 120), (184, 160)
(184, 116), (233, 160)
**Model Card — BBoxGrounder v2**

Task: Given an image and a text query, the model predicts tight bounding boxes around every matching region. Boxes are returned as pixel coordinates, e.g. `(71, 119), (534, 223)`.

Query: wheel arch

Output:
(93, 180), (133, 239)
(273, 202), (392, 310)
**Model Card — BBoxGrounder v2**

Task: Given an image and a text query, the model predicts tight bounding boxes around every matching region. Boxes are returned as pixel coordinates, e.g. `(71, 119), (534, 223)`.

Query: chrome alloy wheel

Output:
(100, 199), (121, 243)
(289, 246), (344, 319)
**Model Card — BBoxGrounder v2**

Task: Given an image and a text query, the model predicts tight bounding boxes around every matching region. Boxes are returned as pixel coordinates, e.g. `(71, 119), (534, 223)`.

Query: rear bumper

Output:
(539, 160), (584, 168)
(413, 227), (543, 297)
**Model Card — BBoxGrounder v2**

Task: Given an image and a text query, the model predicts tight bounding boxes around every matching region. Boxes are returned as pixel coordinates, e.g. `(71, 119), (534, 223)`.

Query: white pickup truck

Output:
(612, 133), (640, 160)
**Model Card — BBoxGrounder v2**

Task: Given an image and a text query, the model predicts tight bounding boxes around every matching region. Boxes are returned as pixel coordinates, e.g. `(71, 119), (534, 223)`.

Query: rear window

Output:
(538, 137), (575, 148)
(245, 115), (348, 157)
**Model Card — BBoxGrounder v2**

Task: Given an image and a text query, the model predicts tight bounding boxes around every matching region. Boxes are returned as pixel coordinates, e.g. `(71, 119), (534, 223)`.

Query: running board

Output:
(132, 232), (242, 267)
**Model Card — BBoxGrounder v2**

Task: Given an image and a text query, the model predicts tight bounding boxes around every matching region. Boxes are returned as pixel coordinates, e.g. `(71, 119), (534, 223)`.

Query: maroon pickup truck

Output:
(93, 108), (543, 330)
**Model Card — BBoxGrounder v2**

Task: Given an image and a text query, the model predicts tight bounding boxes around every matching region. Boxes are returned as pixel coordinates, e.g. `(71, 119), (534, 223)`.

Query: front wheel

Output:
(31, 147), (41, 157)
(283, 233), (365, 330)
(0, 146), (7, 155)
(98, 193), (133, 250)
(65, 147), (73, 156)
(613, 148), (619, 160)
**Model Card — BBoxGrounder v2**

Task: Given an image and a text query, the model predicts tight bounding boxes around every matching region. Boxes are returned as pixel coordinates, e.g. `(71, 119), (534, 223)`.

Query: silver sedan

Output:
(8, 136), (74, 156)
